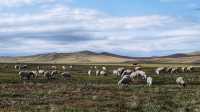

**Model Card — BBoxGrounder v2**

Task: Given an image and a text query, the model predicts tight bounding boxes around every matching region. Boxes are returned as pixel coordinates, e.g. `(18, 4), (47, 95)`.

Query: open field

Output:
(0, 63), (200, 112)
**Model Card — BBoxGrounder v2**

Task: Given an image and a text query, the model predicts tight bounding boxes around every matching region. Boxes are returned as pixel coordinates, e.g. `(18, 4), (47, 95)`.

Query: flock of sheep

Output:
(15, 65), (72, 80)
(14, 64), (194, 89)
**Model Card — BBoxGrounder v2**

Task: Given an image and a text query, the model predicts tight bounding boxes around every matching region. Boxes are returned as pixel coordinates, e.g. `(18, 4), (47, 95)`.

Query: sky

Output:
(0, 0), (200, 57)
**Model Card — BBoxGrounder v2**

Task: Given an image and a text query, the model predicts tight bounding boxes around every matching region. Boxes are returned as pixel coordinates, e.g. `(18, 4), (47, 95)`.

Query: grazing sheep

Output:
(37, 66), (40, 70)
(181, 67), (186, 72)
(155, 67), (165, 75)
(176, 77), (186, 87)
(121, 69), (132, 78)
(44, 71), (52, 80)
(15, 65), (28, 70)
(186, 66), (193, 72)
(96, 70), (100, 76)
(117, 67), (125, 77)
(118, 75), (132, 88)
(100, 70), (107, 76)
(88, 70), (92, 76)
(19, 71), (35, 80)
(51, 70), (60, 79)
(37, 70), (45, 78)
(171, 67), (178, 74)
(51, 66), (57, 70)
(113, 70), (118, 76)
(44, 70), (59, 80)
(130, 72), (138, 80)
(165, 67), (172, 73)
(134, 67), (141, 71)
(14, 65), (19, 70)
(136, 70), (147, 80)
(102, 66), (107, 71)
(69, 65), (73, 69)
(146, 77), (153, 87)
(94, 66), (97, 69)
(62, 72), (71, 79)
(30, 71), (38, 79)
(62, 66), (67, 71)
(130, 70), (146, 80)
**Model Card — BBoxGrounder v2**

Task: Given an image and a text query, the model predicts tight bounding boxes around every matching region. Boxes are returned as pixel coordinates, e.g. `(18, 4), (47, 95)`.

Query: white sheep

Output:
(146, 77), (153, 87)
(100, 70), (107, 76)
(51, 66), (57, 70)
(118, 75), (132, 88)
(136, 70), (147, 80)
(96, 70), (100, 76)
(19, 71), (35, 80)
(116, 67), (125, 77)
(62, 72), (71, 80)
(134, 67), (141, 71)
(94, 66), (97, 69)
(186, 66), (193, 72)
(62, 66), (67, 71)
(102, 66), (107, 71)
(181, 67), (186, 72)
(69, 65), (73, 69)
(176, 77), (186, 87)
(155, 67), (165, 75)
(121, 69), (132, 78)
(88, 70), (92, 76)
(113, 70), (118, 76)
(171, 67), (178, 74)
(165, 67), (172, 73)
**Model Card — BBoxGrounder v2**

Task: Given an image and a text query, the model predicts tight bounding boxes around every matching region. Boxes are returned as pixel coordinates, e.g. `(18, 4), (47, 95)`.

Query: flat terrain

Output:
(0, 63), (200, 112)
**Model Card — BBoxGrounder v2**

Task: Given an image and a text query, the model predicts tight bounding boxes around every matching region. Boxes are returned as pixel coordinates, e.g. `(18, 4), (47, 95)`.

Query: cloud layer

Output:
(0, 0), (199, 56)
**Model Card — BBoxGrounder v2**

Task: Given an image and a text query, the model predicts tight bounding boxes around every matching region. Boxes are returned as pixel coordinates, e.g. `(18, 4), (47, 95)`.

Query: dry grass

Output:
(0, 63), (200, 112)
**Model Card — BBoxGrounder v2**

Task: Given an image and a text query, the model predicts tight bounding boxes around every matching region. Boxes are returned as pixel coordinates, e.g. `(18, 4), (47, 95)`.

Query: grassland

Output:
(0, 63), (200, 112)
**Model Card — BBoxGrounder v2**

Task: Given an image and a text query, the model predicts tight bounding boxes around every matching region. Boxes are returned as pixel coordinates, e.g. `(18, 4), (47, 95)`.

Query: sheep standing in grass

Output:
(14, 65), (19, 70)
(186, 66), (193, 72)
(113, 70), (118, 76)
(44, 71), (52, 80)
(100, 70), (107, 76)
(62, 66), (67, 71)
(69, 65), (73, 69)
(121, 69), (132, 78)
(96, 70), (100, 76)
(102, 66), (107, 71)
(181, 67), (186, 73)
(94, 66), (97, 69)
(117, 67), (125, 77)
(51, 66), (57, 70)
(130, 72), (137, 80)
(146, 77), (153, 87)
(130, 70), (146, 80)
(134, 67), (141, 71)
(88, 70), (92, 76)
(171, 67), (178, 74)
(165, 67), (172, 73)
(136, 70), (147, 80)
(118, 75), (132, 88)
(19, 71), (35, 80)
(176, 77), (186, 87)
(62, 72), (71, 80)
(155, 67), (165, 75)
(37, 70), (45, 79)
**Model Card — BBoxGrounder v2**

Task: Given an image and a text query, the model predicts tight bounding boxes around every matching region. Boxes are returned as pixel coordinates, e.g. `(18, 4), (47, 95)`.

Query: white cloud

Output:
(0, 2), (199, 56)
(0, 0), (56, 7)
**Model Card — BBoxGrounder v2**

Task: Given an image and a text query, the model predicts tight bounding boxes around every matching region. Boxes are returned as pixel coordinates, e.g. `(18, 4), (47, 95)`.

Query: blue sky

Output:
(0, 0), (200, 57)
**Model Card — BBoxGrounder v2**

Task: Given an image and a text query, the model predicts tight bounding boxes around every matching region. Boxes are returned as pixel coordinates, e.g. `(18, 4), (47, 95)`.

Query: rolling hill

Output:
(0, 51), (200, 63)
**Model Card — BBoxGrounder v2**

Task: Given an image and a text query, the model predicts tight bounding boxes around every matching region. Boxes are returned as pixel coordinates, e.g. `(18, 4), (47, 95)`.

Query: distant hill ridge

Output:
(0, 50), (200, 63)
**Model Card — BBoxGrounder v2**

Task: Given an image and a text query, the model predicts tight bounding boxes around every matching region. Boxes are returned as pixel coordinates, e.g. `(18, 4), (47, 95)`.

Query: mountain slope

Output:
(0, 51), (200, 63)
(0, 51), (134, 63)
